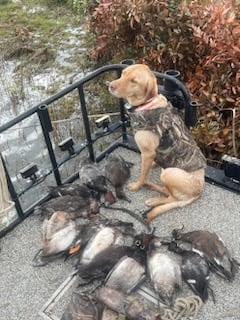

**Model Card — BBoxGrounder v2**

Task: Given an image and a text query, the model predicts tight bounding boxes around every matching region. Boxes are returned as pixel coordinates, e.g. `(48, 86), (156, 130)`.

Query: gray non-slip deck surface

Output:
(0, 148), (239, 320)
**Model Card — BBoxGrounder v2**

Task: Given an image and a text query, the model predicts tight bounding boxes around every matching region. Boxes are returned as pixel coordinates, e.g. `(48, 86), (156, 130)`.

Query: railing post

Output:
(78, 85), (95, 161)
(37, 105), (62, 185)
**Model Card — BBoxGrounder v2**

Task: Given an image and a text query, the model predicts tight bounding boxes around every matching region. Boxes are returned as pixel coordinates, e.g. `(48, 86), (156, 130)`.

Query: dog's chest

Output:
(129, 106), (180, 144)
(129, 106), (166, 132)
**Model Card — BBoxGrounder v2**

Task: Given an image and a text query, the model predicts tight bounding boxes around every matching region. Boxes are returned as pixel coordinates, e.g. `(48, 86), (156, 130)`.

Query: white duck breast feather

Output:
(42, 220), (77, 256)
(80, 226), (124, 265)
(148, 252), (182, 305)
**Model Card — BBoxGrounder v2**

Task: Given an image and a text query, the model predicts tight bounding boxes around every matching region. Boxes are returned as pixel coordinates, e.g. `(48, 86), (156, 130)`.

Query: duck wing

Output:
(48, 183), (91, 198)
(172, 229), (240, 281)
(181, 251), (210, 302)
(35, 195), (98, 220)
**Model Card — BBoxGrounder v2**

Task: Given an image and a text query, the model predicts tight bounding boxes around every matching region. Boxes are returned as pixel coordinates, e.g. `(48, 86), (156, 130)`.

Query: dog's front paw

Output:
(127, 181), (142, 191)
(145, 197), (161, 207)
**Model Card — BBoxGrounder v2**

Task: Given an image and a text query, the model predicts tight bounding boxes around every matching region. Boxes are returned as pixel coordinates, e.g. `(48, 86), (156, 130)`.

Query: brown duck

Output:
(104, 154), (133, 202)
(79, 156), (116, 204)
(34, 194), (99, 220)
(172, 228), (240, 281)
(48, 183), (91, 198)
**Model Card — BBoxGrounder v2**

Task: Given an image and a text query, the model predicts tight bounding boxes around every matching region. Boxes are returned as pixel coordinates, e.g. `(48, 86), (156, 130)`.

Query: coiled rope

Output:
(0, 156), (14, 222)
(161, 295), (203, 320)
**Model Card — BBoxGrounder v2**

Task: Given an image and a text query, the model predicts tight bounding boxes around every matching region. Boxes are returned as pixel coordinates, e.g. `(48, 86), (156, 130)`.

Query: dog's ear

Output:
(144, 73), (158, 101)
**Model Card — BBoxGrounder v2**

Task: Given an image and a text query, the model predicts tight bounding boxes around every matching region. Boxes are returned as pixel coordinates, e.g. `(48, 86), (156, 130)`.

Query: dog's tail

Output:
(146, 198), (196, 223)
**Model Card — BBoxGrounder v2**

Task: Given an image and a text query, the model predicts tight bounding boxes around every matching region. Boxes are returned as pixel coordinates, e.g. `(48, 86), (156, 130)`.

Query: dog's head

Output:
(108, 64), (158, 106)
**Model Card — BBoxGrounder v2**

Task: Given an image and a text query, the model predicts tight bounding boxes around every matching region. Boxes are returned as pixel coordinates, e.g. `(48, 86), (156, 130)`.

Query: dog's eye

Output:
(130, 78), (138, 84)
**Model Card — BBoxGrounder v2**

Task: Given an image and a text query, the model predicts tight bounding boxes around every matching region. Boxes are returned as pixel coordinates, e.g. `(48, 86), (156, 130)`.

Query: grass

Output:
(0, 0), (79, 52)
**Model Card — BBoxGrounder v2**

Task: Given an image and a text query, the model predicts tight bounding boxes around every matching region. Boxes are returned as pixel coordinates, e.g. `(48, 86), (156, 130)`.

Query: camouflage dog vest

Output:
(129, 103), (206, 172)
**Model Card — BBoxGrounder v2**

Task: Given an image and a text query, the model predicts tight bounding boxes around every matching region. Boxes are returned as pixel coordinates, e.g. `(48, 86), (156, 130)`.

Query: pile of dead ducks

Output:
(32, 155), (240, 320)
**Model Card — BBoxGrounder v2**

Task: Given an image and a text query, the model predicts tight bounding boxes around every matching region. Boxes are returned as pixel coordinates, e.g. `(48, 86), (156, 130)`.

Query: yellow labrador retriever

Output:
(108, 64), (206, 223)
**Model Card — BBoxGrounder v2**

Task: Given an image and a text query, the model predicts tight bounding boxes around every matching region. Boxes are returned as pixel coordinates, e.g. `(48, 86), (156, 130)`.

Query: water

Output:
(0, 25), (88, 226)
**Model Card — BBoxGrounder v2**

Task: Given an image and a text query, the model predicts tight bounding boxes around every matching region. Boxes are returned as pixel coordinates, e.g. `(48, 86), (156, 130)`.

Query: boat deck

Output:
(0, 147), (240, 320)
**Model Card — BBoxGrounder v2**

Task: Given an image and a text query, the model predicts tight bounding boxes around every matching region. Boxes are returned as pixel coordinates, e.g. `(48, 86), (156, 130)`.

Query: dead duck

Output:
(48, 183), (92, 198)
(104, 154), (133, 202)
(133, 231), (182, 306)
(96, 286), (160, 320)
(43, 213), (97, 254)
(104, 252), (146, 294)
(172, 228), (240, 281)
(168, 241), (211, 302)
(61, 292), (103, 320)
(33, 212), (99, 266)
(41, 211), (80, 257)
(77, 219), (135, 266)
(61, 291), (123, 320)
(34, 194), (100, 221)
(77, 245), (137, 282)
(75, 220), (135, 283)
(79, 156), (116, 204)
(32, 211), (81, 266)
(147, 244), (182, 306)
(101, 233), (150, 294)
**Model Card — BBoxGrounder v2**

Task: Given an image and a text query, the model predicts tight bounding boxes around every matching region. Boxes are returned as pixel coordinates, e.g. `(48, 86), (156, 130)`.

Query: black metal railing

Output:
(0, 63), (239, 237)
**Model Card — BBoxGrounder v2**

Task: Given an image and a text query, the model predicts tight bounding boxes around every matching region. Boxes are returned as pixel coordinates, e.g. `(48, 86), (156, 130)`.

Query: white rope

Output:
(160, 295), (203, 320)
(0, 156), (14, 219)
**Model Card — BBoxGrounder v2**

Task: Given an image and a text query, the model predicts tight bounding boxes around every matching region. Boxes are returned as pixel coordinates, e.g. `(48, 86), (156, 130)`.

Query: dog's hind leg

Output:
(160, 167), (205, 199)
